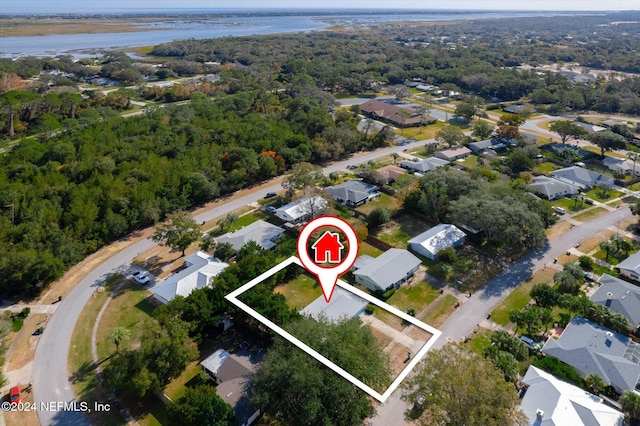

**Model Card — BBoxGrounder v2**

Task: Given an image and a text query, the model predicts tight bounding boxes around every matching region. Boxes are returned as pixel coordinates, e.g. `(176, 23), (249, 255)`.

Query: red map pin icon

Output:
(297, 216), (359, 303)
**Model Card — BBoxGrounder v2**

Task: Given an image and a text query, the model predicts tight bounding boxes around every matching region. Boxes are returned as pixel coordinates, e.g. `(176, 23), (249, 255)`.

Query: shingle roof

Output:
(400, 157), (449, 172)
(360, 99), (425, 126)
(435, 146), (472, 160)
(550, 166), (613, 189)
(527, 176), (579, 199)
(324, 180), (379, 204)
(300, 286), (368, 322)
(541, 316), (640, 393)
(592, 274), (640, 327)
(215, 219), (284, 251)
(353, 248), (421, 291)
(616, 252), (640, 275)
(520, 366), (623, 426)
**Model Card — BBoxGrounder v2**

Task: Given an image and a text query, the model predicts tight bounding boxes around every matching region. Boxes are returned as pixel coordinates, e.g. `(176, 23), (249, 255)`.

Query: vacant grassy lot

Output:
(394, 122), (444, 140)
(490, 268), (556, 326)
(210, 209), (269, 236)
(356, 193), (401, 216)
(274, 271), (322, 310)
(374, 213), (434, 248)
(573, 207), (608, 222)
(372, 306), (404, 331)
(533, 161), (563, 174)
(420, 294), (458, 328)
(386, 282), (440, 313)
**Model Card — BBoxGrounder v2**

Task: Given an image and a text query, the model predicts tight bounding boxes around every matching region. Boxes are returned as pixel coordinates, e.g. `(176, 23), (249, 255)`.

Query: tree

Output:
(435, 125), (465, 148)
(472, 120), (493, 140)
(530, 283), (558, 308)
(549, 120), (587, 144)
(507, 150), (534, 174)
(282, 162), (323, 195)
(587, 130), (627, 158)
(401, 343), (527, 426)
(554, 270), (579, 294)
(599, 240), (615, 261)
(484, 348), (520, 382)
(252, 317), (390, 426)
(168, 384), (235, 426)
(455, 102), (476, 121)
(367, 207), (390, 228)
(620, 390), (640, 421)
(108, 327), (131, 352)
(498, 113), (526, 127)
(152, 211), (201, 256)
(584, 374), (606, 395)
(217, 213), (238, 232)
(214, 242), (234, 261)
(489, 330), (528, 361)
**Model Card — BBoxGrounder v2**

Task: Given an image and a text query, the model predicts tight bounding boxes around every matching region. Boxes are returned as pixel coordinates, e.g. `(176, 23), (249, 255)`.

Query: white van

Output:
(553, 206), (566, 215)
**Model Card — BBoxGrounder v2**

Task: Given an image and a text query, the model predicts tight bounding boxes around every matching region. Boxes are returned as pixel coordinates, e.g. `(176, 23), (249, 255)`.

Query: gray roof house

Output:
(591, 274), (640, 329)
(201, 349), (261, 426)
(151, 251), (228, 304)
(324, 180), (380, 207)
(541, 316), (640, 393)
(603, 156), (640, 176)
(574, 121), (606, 133)
(274, 196), (327, 223)
(468, 139), (506, 154)
(616, 251), (640, 283)
(408, 224), (466, 260)
(550, 166), (614, 189)
(527, 176), (580, 200)
(352, 248), (421, 292)
(300, 286), (368, 322)
(400, 157), (449, 173)
(520, 366), (623, 426)
(215, 220), (285, 251)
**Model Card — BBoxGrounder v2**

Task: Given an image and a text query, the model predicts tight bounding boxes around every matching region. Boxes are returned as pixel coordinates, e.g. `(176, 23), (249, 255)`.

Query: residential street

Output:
(369, 206), (632, 425)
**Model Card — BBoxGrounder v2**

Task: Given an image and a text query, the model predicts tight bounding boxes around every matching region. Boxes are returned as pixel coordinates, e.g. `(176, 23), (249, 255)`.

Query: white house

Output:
(520, 366), (623, 426)
(616, 251), (640, 282)
(408, 224), (466, 260)
(274, 196), (327, 223)
(151, 251), (228, 304)
(352, 248), (421, 292)
(216, 220), (285, 251)
(603, 156), (640, 176)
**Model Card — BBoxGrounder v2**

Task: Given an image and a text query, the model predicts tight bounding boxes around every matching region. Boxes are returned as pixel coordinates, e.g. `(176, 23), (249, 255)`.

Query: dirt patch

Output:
(406, 326), (432, 343)
(7, 314), (48, 371)
(3, 383), (39, 426)
(384, 342), (412, 377)
(546, 220), (572, 239)
(579, 230), (615, 255)
(370, 327), (394, 350)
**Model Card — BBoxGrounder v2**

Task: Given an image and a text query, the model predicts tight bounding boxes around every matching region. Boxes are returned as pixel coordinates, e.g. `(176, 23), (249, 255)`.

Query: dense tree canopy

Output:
(168, 385), (235, 426)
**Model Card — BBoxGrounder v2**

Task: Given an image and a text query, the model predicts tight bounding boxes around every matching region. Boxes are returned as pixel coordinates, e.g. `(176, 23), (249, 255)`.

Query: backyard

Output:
(372, 212), (434, 248)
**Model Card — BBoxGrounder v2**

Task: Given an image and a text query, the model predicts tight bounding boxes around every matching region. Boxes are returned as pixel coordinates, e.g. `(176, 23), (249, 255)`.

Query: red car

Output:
(9, 386), (20, 404)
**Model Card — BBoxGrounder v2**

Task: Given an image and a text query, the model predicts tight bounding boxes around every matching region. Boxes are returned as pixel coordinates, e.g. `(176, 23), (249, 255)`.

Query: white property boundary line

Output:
(225, 256), (442, 402)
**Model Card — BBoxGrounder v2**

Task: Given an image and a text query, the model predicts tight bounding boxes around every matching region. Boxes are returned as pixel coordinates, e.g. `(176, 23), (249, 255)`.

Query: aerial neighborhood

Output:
(2, 6), (640, 426)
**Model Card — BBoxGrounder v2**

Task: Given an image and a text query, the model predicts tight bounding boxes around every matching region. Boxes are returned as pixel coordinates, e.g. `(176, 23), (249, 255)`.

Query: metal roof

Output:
(353, 248), (421, 291)
(216, 219), (285, 251)
(300, 286), (367, 322)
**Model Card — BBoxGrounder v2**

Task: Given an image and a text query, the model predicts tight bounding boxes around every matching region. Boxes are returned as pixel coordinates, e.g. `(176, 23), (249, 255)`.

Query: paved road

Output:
(369, 207), (632, 425)
(32, 139), (439, 426)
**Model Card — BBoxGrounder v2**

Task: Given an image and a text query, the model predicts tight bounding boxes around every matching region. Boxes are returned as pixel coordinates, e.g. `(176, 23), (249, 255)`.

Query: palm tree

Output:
(108, 327), (131, 351)
(599, 240), (615, 261)
(620, 391), (640, 421)
(585, 374), (606, 395)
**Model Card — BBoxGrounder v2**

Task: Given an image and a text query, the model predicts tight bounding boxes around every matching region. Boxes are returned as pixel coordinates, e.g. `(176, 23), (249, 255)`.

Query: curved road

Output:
(33, 138), (436, 425)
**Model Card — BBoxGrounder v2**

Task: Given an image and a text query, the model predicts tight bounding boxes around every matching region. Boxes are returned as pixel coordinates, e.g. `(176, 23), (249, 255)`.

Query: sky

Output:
(0, 0), (638, 13)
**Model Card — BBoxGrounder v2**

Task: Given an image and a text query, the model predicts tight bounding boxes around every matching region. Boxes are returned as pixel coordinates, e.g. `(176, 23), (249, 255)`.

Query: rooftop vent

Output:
(607, 292), (613, 299)
(536, 409), (544, 420)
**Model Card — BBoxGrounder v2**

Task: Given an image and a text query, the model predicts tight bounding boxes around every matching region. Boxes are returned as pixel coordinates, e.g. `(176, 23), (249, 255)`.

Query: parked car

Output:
(133, 273), (150, 285)
(266, 206), (277, 213)
(9, 386), (20, 404)
(265, 192), (277, 198)
(33, 326), (45, 336)
(553, 206), (566, 215)
(584, 272), (596, 282)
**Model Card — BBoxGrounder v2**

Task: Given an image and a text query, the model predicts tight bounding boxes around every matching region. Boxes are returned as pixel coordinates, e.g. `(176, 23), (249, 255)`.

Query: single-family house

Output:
(408, 224), (466, 260)
(616, 251), (640, 283)
(376, 165), (407, 184)
(519, 366), (624, 426)
(550, 166), (614, 189)
(603, 156), (640, 176)
(324, 180), (380, 207)
(541, 316), (640, 394)
(352, 248), (421, 292)
(434, 146), (472, 162)
(574, 121), (606, 133)
(151, 251), (228, 304)
(558, 71), (597, 84)
(527, 176), (580, 200)
(503, 104), (531, 114)
(468, 139), (506, 154)
(274, 196), (328, 223)
(400, 157), (449, 173)
(215, 220), (285, 252)
(300, 286), (368, 322)
(591, 274), (640, 329)
(360, 99), (436, 128)
(201, 349), (261, 426)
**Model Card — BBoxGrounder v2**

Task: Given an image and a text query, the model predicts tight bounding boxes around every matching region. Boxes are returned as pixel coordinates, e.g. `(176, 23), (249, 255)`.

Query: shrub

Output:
(532, 355), (584, 387)
(367, 207), (390, 228)
(437, 247), (457, 264)
(382, 288), (395, 300)
(365, 304), (375, 315)
(578, 256), (594, 271)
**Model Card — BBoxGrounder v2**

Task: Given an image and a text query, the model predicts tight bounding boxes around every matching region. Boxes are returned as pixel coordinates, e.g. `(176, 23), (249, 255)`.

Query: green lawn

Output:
(210, 210), (269, 236)
(372, 306), (404, 331)
(274, 271), (322, 310)
(373, 213), (433, 248)
(358, 241), (384, 257)
(583, 188), (624, 203)
(420, 294), (458, 327)
(386, 282), (440, 313)
(572, 207), (607, 222)
(592, 248), (629, 265)
(490, 268), (556, 326)
(533, 162), (563, 174)
(466, 330), (492, 355)
(550, 197), (587, 213)
(459, 155), (479, 169)
(356, 193), (401, 216)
